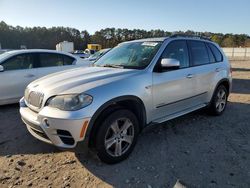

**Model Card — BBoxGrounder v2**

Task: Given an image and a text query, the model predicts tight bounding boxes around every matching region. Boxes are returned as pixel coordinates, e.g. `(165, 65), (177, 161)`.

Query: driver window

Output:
(2, 54), (35, 71)
(162, 40), (189, 68)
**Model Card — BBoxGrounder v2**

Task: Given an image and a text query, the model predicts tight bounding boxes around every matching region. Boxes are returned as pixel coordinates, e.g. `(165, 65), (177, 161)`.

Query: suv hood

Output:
(28, 66), (139, 95)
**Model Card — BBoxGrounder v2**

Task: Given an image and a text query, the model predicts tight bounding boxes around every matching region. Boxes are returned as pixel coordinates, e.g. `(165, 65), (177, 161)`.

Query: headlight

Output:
(46, 93), (93, 111)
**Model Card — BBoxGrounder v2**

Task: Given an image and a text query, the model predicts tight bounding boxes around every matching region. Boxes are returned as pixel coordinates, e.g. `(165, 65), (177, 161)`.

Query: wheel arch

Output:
(209, 78), (231, 105)
(85, 95), (147, 148)
(214, 78), (231, 96)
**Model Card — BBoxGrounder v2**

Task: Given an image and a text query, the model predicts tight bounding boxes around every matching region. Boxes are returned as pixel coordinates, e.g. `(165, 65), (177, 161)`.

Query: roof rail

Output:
(170, 34), (212, 41)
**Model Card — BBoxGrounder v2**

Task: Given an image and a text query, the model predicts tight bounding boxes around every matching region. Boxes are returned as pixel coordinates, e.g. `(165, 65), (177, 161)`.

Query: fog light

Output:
(43, 119), (50, 127)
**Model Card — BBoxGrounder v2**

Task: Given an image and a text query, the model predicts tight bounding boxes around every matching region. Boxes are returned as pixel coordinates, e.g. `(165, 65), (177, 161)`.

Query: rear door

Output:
(36, 53), (76, 78)
(187, 40), (222, 103)
(0, 53), (37, 104)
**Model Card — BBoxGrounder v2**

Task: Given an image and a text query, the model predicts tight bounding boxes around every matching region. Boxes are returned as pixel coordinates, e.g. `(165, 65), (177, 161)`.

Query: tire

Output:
(208, 85), (228, 116)
(96, 109), (139, 164)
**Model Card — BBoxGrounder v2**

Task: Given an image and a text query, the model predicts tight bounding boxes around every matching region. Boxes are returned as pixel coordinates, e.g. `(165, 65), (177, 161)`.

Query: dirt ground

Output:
(0, 61), (249, 188)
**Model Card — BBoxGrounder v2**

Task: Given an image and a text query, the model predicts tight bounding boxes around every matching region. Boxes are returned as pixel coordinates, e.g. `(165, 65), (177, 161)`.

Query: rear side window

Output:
(39, 53), (64, 67)
(206, 44), (216, 63)
(208, 43), (223, 62)
(188, 41), (210, 66)
(161, 40), (189, 68)
(63, 55), (75, 65)
(2, 53), (35, 71)
(39, 53), (75, 67)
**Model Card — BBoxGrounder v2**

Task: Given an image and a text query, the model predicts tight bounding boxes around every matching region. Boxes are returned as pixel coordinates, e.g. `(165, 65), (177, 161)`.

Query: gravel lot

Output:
(0, 61), (249, 188)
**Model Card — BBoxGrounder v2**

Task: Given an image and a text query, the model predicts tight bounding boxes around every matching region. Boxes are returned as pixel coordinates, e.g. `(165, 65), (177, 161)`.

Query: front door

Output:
(0, 53), (37, 104)
(152, 40), (197, 121)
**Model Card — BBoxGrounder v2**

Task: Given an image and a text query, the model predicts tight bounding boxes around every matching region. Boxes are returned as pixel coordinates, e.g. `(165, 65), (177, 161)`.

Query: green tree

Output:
(221, 35), (236, 47)
(211, 35), (223, 45)
(0, 21), (249, 49)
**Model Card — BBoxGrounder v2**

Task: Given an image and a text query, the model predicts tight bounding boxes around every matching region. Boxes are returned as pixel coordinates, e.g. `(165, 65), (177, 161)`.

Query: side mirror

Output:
(161, 58), (180, 69)
(0, 65), (4, 72)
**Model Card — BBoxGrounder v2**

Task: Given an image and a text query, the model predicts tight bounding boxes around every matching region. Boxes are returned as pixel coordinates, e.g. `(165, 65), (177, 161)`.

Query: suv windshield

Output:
(95, 41), (162, 69)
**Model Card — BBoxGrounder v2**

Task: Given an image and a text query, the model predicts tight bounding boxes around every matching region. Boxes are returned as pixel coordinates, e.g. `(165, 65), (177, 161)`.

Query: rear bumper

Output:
(19, 97), (91, 149)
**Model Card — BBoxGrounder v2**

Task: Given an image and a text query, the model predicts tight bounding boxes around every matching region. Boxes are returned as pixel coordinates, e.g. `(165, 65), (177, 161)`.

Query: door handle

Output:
(24, 74), (35, 78)
(215, 68), (221, 72)
(186, 74), (194, 79)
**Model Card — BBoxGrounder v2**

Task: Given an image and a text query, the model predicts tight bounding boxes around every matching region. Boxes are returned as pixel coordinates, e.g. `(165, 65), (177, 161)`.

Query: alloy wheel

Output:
(215, 89), (227, 112)
(104, 118), (134, 157)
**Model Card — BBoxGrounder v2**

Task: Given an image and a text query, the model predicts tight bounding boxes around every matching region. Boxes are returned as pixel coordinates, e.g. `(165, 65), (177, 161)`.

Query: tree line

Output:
(0, 21), (249, 50)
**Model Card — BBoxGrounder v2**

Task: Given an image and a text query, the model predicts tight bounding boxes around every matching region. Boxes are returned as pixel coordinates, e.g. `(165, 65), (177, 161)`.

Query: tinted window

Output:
(208, 43), (223, 62)
(206, 44), (216, 63)
(2, 53), (35, 71)
(63, 55), (75, 65)
(188, 41), (209, 66)
(162, 40), (189, 68)
(39, 53), (64, 67)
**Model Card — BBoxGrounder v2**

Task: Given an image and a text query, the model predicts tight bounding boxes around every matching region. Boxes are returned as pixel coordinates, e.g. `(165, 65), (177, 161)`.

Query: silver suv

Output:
(20, 35), (232, 164)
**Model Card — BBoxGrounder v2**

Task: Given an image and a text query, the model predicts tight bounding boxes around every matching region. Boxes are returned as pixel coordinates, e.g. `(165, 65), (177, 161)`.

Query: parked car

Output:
(0, 49), (90, 105)
(72, 49), (97, 59)
(20, 36), (232, 164)
(83, 48), (111, 63)
(84, 49), (96, 55)
(72, 50), (89, 59)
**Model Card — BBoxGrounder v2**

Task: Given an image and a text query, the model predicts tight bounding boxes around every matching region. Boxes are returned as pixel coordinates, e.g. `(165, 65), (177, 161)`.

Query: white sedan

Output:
(0, 49), (90, 105)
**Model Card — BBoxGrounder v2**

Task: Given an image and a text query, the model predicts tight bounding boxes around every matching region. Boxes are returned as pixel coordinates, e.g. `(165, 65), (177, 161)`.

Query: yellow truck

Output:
(87, 44), (102, 51)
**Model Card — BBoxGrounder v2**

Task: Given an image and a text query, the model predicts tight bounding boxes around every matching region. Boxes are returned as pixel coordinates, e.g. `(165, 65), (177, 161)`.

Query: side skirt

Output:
(151, 103), (207, 124)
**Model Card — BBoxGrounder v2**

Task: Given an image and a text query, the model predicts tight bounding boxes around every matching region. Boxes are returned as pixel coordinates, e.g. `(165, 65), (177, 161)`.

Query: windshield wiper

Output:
(102, 64), (124, 69)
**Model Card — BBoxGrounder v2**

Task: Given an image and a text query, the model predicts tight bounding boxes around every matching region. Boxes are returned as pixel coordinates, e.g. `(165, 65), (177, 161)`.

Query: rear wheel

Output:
(208, 85), (228, 116)
(96, 109), (139, 164)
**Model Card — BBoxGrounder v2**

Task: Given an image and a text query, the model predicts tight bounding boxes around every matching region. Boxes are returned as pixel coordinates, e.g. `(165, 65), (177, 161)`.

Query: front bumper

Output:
(19, 97), (91, 149)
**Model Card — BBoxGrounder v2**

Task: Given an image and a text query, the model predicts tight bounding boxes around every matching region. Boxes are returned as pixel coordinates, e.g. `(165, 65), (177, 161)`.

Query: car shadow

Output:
(75, 101), (250, 187)
(232, 67), (250, 72)
(232, 78), (250, 94)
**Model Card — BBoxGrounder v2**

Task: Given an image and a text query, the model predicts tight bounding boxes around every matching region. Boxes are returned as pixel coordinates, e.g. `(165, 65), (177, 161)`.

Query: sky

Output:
(0, 0), (250, 35)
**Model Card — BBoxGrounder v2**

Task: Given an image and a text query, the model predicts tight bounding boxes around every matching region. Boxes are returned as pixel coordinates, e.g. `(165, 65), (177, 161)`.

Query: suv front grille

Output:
(25, 89), (44, 108)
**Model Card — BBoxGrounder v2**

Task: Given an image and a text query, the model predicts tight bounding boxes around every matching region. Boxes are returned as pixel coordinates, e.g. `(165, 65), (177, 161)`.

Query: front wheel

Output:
(96, 109), (139, 164)
(208, 85), (228, 116)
